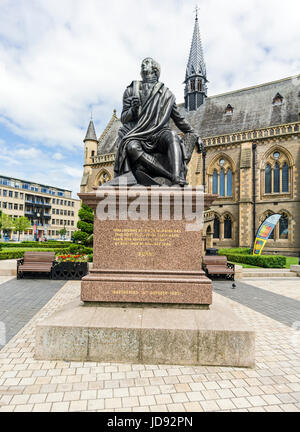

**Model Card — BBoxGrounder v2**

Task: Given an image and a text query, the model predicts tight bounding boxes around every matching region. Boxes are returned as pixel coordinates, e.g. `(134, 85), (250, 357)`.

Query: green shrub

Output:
(0, 242), (69, 249)
(78, 205), (94, 223)
(72, 231), (89, 244)
(0, 248), (69, 260)
(68, 244), (82, 254)
(218, 248), (250, 255)
(0, 250), (24, 260)
(88, 254), (93, 263)
(67, 244), (93, 254)
(77, 221), (94, 235)
(73, 204), (94, 245)
(221, 252), (286, 268)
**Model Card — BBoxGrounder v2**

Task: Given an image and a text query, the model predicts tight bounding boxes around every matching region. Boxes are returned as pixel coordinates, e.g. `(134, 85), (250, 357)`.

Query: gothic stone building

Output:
(81, 15), (300, 256)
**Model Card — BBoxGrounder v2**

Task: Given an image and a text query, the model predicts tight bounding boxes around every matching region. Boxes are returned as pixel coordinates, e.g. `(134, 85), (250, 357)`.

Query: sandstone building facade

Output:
(81, 15), (300, 255)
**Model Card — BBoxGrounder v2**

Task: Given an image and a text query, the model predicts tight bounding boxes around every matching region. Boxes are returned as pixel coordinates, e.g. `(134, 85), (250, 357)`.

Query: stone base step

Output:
(242, 269), (296, 278)
(35, 294), (255, 368)
(0, 259), (17, 276)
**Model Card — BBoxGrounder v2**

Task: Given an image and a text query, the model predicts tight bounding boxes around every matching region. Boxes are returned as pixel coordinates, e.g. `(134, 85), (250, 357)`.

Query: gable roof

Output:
(179, 74), (300, 137)
(97, 110), (122, 155)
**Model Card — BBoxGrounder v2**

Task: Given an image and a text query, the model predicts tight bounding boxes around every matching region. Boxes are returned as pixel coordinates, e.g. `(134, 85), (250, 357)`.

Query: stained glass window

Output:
(265, 164), (271, 193)
(213, 170), (218, 195)
(282, 162), (289, 192)
(213, 216), (220, 239)
(273, 162), (280, 193)
(227, 169), (232, 197)
(220, 168), (225, 197)
(279, 214), (288, 239)
(224, 215), (232, 239)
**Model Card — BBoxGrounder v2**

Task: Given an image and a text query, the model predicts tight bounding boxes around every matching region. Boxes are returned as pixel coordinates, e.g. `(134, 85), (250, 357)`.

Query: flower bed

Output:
(51, 254), (89, 280)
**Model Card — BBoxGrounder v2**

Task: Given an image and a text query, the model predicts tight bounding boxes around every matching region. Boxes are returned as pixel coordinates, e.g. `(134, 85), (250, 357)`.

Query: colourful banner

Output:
(253, 214), (281, 256)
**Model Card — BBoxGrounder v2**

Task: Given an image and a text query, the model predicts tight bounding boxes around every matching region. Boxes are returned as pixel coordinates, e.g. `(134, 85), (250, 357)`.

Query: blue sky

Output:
(0, 0), (299, 197)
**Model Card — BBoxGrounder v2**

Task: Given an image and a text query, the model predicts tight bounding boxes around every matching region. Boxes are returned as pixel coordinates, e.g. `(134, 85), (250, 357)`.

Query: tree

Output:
(0, 212), (15, 239)
(73, 204), (94, 245)
(14, 216), (32, 241)
(59, 227), (67, 239)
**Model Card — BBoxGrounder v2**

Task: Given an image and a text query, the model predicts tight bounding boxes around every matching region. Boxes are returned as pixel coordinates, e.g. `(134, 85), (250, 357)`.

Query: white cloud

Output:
(0, 0), (299, 194)
(53, 152), (64, 160)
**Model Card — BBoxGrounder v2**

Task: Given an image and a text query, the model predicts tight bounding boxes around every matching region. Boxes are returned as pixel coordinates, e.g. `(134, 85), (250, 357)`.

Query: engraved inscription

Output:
(113, 228), (181, 248)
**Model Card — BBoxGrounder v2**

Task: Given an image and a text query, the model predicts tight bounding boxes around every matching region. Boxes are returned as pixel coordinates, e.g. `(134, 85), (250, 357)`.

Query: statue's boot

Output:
(137, 153), (174, 181)
(168, 138), (188, 186)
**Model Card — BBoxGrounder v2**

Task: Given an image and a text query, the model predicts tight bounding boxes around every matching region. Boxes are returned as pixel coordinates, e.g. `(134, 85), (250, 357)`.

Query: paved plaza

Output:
(0, 276), (299, 412)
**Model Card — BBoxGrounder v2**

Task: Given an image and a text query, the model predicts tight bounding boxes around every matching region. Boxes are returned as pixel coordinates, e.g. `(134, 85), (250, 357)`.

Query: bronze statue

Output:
(113, 57), (203, 186)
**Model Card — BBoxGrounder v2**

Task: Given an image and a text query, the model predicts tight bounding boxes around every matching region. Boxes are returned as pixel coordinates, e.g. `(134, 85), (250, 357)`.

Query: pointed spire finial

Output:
(184, 9), (208, 110)
(90, 110), (93, 121)
(84, 117), (97, 142)
(185, 8), (206, 79)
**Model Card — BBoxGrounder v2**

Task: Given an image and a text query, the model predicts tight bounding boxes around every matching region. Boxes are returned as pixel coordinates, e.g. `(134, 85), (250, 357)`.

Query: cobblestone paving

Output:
(0, 278), (65, 350)
(213, 279), (300, 328)
(0, 279), (299, 412)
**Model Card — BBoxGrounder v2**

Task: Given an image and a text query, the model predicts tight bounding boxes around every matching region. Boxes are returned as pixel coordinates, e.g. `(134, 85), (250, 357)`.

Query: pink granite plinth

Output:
(79, 187), (214, 307)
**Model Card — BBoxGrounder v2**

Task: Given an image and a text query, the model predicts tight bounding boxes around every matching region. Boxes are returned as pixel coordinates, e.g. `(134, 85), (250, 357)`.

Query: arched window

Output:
(220, 169), (225, 197)
(227, 169), (232, 197)
(197, 80), (202, 92)
(279, 214), (289, 239)
(213, 216), (220, 239)
(224, 215), (232, 239)
(191, 80), (195, 91)
(265, 164), (271, 193)
(209, 158), (234, 198)
(98, 171), (111, 186)
(282, 163), (289, 193)
(273, 162), (280, 193)
(212, 170), (218, 195)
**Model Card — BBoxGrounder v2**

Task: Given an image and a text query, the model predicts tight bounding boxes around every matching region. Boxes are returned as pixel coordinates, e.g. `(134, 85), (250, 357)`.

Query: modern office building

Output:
(0, 175), (80, 241)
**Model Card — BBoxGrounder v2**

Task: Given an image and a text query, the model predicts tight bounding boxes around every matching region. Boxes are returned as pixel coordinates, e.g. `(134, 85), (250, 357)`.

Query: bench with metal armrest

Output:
(202, 255), (235, 281)
(17, 251), (56, 279)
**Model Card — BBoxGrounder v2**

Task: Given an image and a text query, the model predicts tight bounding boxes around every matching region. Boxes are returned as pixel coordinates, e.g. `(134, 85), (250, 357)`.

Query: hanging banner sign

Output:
(253, 214), (282, 256)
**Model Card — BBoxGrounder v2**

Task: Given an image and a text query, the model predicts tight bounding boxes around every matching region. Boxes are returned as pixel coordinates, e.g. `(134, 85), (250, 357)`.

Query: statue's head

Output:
(141, 57), (161, 80)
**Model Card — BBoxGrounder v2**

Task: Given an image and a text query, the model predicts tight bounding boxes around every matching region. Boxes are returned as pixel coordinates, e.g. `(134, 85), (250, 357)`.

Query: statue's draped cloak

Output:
(114, 81), (192, 177)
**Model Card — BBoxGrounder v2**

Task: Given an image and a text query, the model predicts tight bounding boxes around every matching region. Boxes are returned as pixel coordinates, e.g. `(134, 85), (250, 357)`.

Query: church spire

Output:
(184, 8), (208, 111)
(84, 119), (97, 142)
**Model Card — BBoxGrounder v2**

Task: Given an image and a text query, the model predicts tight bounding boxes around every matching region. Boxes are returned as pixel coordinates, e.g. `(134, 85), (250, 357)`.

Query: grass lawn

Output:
(285, 256), (298, 268)
(230, 262), (259, 268)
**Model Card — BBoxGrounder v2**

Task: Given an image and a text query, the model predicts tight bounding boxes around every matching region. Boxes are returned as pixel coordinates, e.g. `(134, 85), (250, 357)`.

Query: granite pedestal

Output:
(80, 186), (213, 307)
(35, 186), (255, 367)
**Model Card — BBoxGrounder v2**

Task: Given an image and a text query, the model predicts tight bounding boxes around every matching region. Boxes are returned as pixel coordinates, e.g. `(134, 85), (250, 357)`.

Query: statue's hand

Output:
(131, 97), (140, 111)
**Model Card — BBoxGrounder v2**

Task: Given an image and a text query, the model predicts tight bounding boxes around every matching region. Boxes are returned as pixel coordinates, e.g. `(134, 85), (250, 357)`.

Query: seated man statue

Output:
(114, 57), (202, 186)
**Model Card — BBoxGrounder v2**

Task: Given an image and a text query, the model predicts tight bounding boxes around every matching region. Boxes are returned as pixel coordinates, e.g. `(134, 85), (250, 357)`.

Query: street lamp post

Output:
(34, 212), (40, 241)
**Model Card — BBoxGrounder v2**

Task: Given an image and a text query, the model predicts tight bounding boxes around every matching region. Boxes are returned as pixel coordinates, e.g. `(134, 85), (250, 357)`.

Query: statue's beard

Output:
(141, 70), (158, 83)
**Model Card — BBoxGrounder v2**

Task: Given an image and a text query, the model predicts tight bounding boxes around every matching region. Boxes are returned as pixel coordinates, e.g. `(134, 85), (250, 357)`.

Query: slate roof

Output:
(97, 110), (122, 155)
(84, 120), (97, 142)
(178, 74), (300, 137)
(93, 74), (300, 157)
(185, 15), (206, 80)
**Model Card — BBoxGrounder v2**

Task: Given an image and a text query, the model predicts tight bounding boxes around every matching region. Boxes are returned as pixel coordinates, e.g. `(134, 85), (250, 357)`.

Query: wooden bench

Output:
(202, 256), (235, 281)
(17, 252), (56, 279)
